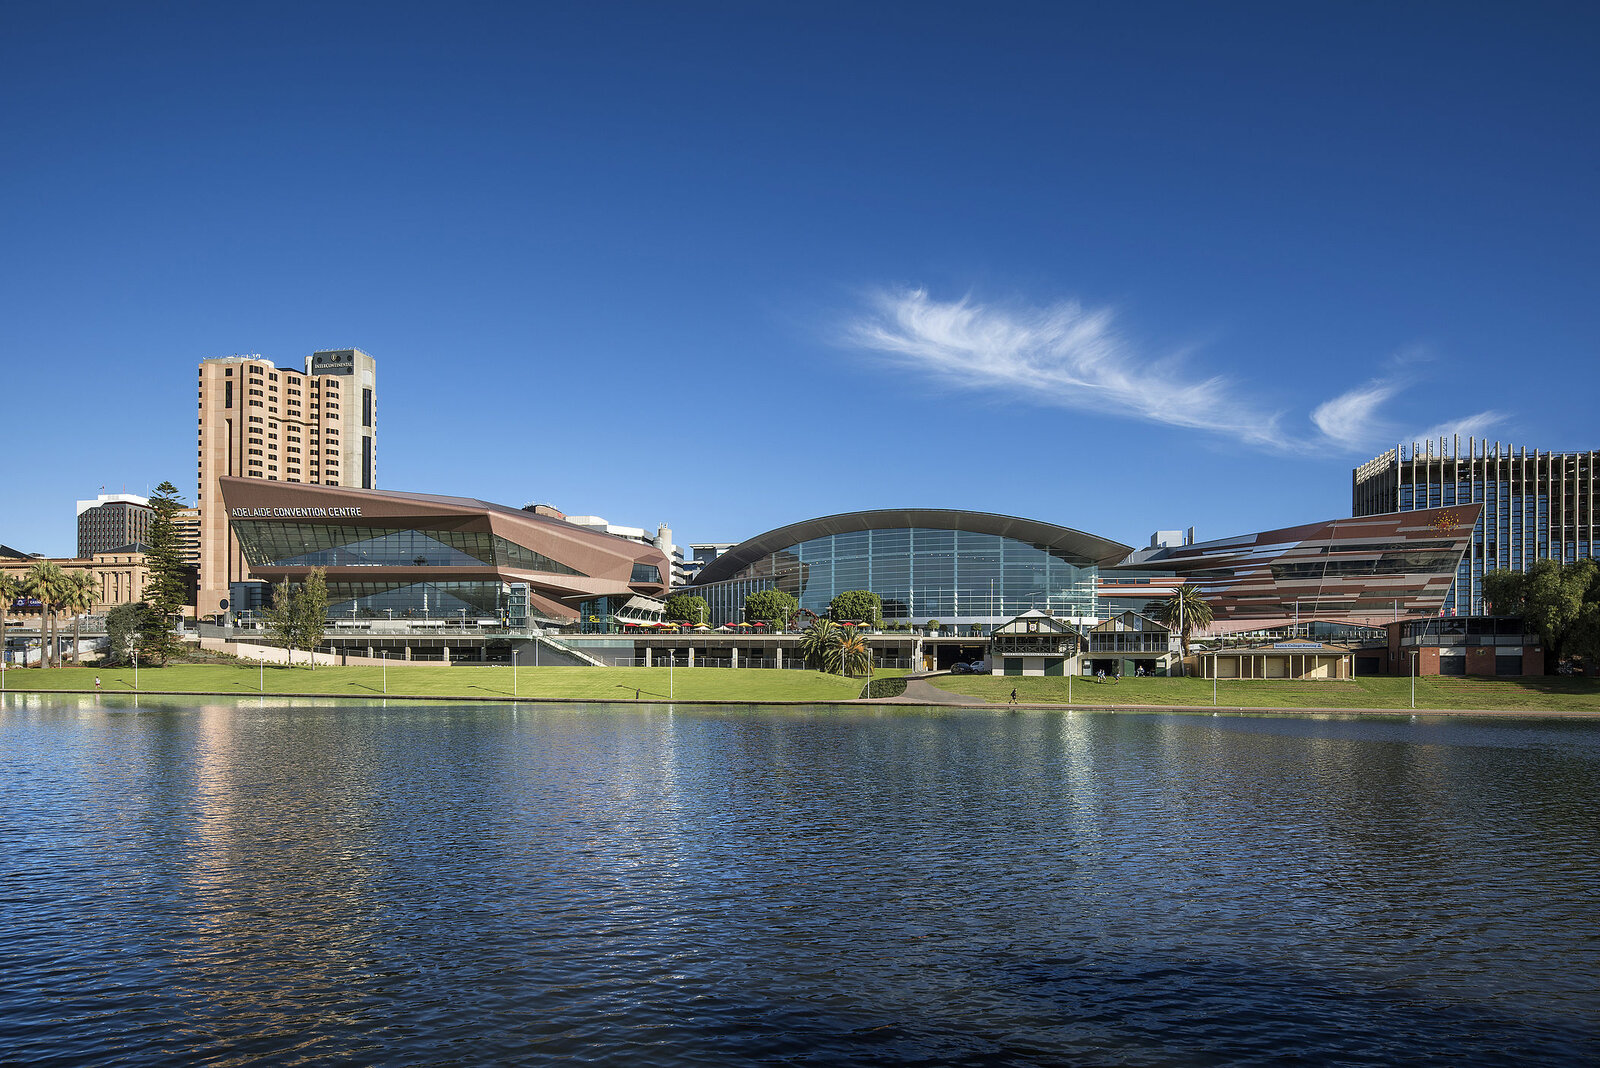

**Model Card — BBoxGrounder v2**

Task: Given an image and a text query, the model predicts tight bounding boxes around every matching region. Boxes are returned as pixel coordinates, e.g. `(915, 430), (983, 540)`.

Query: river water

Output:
(1, 695), (1597, 1065)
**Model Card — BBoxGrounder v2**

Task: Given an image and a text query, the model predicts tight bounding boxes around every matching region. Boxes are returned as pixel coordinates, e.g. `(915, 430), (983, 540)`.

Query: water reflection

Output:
(1, 697), (1597, 1064)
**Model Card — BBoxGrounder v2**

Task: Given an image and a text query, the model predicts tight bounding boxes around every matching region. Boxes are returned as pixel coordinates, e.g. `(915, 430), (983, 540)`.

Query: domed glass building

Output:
(688, 509), (1131, 629)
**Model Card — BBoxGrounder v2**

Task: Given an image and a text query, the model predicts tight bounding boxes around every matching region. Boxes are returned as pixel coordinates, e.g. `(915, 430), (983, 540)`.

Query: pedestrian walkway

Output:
(877, 676), (987, 705)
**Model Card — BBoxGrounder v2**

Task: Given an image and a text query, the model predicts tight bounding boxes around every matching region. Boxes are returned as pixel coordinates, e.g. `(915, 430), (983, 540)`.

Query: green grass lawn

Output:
(929, 672), (1600, 712)
(6, 662), (1593, 711)
(0, 663), (902, 703)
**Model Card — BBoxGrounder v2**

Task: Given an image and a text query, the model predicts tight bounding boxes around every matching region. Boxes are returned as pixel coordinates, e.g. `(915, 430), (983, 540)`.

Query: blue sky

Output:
(3, 2), (1596, 557)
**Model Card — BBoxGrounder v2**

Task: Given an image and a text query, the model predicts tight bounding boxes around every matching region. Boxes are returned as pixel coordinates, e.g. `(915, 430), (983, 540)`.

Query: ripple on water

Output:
(0, 698), (1597, 1065)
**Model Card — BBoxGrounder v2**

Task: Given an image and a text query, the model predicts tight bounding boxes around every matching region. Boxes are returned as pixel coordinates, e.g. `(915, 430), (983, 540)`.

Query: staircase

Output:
(527, 633), (605, 668)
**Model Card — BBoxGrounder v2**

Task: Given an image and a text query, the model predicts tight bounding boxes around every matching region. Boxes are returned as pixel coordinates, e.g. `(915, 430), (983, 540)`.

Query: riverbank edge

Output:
(5, 685), (1599, 717)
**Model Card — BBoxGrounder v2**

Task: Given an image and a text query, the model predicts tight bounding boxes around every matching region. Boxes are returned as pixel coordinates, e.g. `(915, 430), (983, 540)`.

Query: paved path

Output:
(879, 677), (987, 704)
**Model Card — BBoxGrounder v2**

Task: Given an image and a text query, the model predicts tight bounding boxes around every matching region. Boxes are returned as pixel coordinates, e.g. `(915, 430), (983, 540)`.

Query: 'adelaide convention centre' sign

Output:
(231, 506), (363, 518)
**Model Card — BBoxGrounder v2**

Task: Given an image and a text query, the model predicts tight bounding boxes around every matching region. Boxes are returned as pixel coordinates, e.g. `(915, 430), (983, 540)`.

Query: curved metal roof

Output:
(691, 508), (1133, 586)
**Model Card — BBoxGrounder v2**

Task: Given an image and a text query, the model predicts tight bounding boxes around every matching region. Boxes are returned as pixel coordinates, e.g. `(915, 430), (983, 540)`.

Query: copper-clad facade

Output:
(218, 477), (668, 624)
(1111, 504), (1482, 630)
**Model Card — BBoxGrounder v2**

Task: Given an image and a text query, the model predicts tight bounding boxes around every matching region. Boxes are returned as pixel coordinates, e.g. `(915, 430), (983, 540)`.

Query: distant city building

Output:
(172, 507), (201, 568)
(196, 348), (377, 617)
(1147, 529), (1194, 549)
(1, 546), (153, 615)
(547, 512), (687, 586)
(76, 493), (153, 557)
(1354, 437), (1597, 615)
(680, 542), (734, 585)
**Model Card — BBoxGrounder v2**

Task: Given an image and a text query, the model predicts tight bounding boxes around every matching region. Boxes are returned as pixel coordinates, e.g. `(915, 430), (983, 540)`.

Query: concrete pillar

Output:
(687, 646), (695, 667)
(731, 647), (739, 668)
(443, 645), (450, 664)
(775, 646), (783, 669)
(404, 646), (412, 661)
(643, 645), (652, 667)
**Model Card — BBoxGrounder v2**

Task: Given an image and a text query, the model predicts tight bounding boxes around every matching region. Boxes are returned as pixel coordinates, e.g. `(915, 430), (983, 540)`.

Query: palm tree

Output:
(798, 618), (839, 670)
(60, 571), (101, 665)
(832, 629), (871, 677)
(23, 562), (68, 668)
(1157, 583), (1214, 669)
(0, 572), (20, 669)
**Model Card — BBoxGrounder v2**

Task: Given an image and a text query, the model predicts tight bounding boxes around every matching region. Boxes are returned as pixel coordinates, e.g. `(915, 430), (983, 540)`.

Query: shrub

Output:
(860, 676), (908, 699)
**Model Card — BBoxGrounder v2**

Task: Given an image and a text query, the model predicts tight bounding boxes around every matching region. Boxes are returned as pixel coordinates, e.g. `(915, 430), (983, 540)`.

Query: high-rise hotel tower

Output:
(196, 348), (377, 618)
(1354, 436), (1595, 616)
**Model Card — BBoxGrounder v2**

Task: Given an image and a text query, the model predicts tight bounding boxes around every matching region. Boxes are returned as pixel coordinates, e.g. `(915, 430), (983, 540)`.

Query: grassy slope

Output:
(929, 672), (1600, 712)
(0, 664), (909, 702)
(5, 663), (1595, 711)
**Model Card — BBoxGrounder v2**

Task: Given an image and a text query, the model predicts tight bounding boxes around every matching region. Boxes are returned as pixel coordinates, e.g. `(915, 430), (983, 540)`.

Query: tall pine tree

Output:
(144, 482), (188, 659)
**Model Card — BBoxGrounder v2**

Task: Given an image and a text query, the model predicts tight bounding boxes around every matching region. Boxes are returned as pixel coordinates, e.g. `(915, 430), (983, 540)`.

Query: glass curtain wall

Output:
(232, 522), (586, 575)
(324, 581), (517, 624)
(692, 527), (1098, 627)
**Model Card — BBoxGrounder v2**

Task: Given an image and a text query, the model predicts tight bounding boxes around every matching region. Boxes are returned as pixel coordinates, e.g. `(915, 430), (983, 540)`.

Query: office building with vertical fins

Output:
(196, 348), (377, 618)
(1353, 436), (1597, 615)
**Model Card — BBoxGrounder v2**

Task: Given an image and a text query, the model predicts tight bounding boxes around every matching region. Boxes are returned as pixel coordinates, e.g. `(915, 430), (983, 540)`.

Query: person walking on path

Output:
(94, 676), (101, 692)
(1010, 687), (1018, 704)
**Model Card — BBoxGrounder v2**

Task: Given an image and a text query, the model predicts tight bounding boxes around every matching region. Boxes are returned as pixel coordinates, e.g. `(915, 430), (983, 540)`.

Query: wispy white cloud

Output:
(1315, 366), (1506, 452)
(1311, 381), (1405, 450)
(846, 287), (1290, 448)
(845, 287), (1510, 456)
(1411, 410), (1507, 448)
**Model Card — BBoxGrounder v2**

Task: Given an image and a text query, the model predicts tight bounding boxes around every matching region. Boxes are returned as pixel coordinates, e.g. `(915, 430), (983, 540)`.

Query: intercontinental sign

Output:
(231, 506), (363, 518)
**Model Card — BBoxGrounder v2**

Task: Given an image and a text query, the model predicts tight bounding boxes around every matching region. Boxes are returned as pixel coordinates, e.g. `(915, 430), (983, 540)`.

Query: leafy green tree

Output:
(143, 483), (189, 651)
(1572, 578), (1600, 670)
(1481, 568), (1525, 618)
(23, 562), (68, 668)
(265, 580), (297, 665)
(1492, 559), (1596, 668)
(799, 618), (839, 669)
(1155, 584), (1213, 670)
(925, 619), (940, 634)
(663, 593), (707, 625)
(295, 567), (329, 668)
(745, 589), (798, 631)
(103, 601), (165, 666)
(828, 589), (882, 626)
